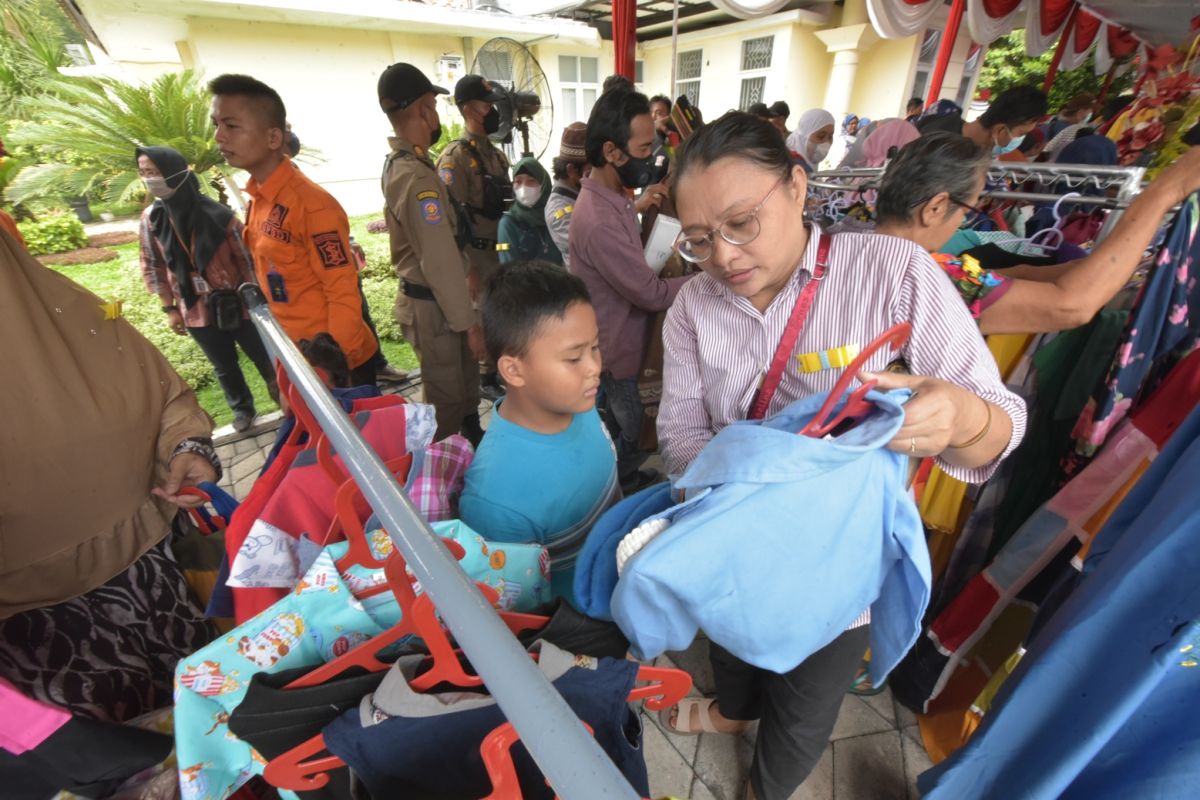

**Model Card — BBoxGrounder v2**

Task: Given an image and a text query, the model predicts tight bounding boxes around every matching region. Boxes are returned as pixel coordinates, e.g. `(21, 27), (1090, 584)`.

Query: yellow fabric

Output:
(962, 647), (1026, 742)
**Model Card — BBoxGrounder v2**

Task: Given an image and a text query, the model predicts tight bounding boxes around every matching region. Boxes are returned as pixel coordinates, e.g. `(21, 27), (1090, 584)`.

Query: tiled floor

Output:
(211, 380), (934, 799)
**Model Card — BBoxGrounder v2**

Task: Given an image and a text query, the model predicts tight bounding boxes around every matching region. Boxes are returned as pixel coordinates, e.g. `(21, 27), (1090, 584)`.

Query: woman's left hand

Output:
(859, 371), (970, 458)
(153, 452), (218, 508)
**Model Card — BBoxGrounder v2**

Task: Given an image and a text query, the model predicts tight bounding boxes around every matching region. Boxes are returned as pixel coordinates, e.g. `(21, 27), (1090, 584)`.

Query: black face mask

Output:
(430, 123), (443, 148)
(614, 148), (656, 190)
(483, 107), (501, 136)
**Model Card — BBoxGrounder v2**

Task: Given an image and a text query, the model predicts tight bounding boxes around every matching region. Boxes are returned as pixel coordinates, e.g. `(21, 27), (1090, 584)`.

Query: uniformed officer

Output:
(377, 63), (486, 445)
(437, 74), (513, 399)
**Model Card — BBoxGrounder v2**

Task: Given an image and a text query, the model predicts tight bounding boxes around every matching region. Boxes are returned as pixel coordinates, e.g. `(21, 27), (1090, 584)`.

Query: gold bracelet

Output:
(950, 397), (992, 449)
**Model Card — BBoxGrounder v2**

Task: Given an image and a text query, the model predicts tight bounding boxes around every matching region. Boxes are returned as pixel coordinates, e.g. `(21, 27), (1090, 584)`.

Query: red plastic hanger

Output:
(327, 457), (415, 578)
(798, 322), (912, 438)
(175, 487), (226, 534)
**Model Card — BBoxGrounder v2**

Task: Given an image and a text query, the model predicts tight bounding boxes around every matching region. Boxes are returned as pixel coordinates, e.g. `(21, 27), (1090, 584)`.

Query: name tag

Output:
(266, 270), (288, 303)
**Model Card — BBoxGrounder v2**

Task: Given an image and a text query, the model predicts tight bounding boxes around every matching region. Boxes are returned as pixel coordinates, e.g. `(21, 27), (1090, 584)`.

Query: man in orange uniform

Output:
(209, 74), (378, 384)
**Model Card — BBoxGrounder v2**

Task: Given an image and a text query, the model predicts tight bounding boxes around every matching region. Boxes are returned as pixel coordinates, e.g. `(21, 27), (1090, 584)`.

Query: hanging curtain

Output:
(1025, 0), (1076, 56)
(1058, 9), (1103, 72)
(612, 0), (636, 81)
(967, 0), (1026, 46)
(1094, 24), (1140, 75)
(867, 0), (942, 39)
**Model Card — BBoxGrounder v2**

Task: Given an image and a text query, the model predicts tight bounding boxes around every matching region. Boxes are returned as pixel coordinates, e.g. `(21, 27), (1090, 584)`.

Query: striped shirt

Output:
(659, 226), (1027, 481)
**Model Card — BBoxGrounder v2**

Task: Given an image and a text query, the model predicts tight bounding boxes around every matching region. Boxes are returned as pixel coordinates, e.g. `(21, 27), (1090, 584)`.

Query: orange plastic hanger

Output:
(798, 322), (912, 438)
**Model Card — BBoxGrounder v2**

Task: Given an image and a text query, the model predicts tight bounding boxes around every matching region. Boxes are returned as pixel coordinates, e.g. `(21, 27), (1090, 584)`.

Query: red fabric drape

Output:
(1040, 0), (1076, 36)
(981, 0), (1022, 17)
(902, 0), (936, 5)
(1108, 26), (1139, 58)
(611, 0), (636, 81)
(926, 0), (966, 105)
(1073, 9), (1101, 53)
(1042, 4), (1077, 91)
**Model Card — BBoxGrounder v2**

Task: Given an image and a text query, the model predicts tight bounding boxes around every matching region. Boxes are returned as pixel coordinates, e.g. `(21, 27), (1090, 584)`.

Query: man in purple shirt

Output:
(570, 87), (692, 491)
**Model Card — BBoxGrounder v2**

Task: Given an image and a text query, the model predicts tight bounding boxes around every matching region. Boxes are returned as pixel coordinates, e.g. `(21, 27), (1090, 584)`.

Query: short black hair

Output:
(482, 261), (592, 364)
(672, 111), (792, 201)
(907, 97), (924, 111)
(585, 88), (651, 167)
(649, 94), (672, 111)
(602, 74), (634, 94)
(299, 332), (350, 388)
(208, 73), (287, 131)
(551, 156), (581, 180)
(978, 85), (1047, 131)
(875, 132), (989, 225)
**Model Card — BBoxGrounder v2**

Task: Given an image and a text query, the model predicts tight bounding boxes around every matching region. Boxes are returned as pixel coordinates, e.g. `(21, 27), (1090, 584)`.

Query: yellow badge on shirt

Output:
(100, 298), (124, 320)
(796, 343), (860, 373)
(416, 190), (442, 225)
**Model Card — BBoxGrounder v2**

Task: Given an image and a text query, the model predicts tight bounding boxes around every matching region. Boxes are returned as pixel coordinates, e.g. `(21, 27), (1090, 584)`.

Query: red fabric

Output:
(930, 576), (1002, 653)
(611, 0), (636, 81)
(926, 0), (966, 106)
(981, 0), (1022, 16)
(1040, 0), (1075, 36)
(1107, 25), (1139, 58)
(902, 0), (936, 5)
(1072, 9), (1101, 53)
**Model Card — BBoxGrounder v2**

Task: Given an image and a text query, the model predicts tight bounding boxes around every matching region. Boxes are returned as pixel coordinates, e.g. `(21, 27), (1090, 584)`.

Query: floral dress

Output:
(930, 251), (1013, 321)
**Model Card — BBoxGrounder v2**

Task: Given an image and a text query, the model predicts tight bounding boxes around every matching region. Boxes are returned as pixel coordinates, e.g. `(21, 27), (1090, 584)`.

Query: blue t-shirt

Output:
(459, 402), (617, 598)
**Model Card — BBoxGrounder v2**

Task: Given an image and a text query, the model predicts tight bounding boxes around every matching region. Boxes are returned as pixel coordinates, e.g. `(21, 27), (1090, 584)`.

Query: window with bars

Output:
(559, 54), (600, 124)
(955, 44), (983, 107)
(739, 77), (766, 111)
(741, 36), (773, 71)
(676, 49), (702, 108)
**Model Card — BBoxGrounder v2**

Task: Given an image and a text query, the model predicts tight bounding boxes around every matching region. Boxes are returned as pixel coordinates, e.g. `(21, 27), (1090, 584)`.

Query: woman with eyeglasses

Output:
(656, 113), (1027, 800)
(874, 133), (1200, 335)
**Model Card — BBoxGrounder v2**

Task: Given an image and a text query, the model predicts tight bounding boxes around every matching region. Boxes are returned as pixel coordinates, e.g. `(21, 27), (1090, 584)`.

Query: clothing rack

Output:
(808, 161), (1148, 241)
(238, 284), (643, 800)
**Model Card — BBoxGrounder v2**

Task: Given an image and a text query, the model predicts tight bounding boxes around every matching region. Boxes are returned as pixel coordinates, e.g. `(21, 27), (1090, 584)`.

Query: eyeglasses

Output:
(951, 198), (987, 218)
(674, 178), (782, 264)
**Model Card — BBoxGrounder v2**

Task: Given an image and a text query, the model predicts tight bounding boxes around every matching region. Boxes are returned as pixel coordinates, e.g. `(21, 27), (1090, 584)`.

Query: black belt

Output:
(401, 279), (436, 301)
(470, 238), (496, 251)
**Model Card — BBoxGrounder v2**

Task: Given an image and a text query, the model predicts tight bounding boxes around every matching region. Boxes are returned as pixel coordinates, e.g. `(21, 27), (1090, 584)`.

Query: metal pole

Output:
(238, 285), (641, 800)
(925, 0), (965, 108)
(670, 0), (680, 96)
(1095, 165), (1146, 241)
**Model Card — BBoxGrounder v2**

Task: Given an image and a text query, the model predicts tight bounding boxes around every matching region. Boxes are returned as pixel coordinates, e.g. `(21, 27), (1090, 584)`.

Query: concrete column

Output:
(814, 23), (876, 118)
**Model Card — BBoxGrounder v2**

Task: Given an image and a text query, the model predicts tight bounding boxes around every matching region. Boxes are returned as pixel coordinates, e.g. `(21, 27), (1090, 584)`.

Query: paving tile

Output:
(229, 450), (265, 484)
(900, 724), (923, 746)
(232, 436), (258, 456)
(901, 728), (934, 799)
(833, 731), (907, 800)
(858, 686), (897, 727)
(255, 432), (276, 449)
(893, 696), (918, 729)
(643, 705), (700, 767)
(788, 745), (834, 800)
(692, 731), (753, 800)
(233, 473), (256, 501)
(689, 776), (720, 800)
(667, 637), (715, 695)
(643, 712), (697, 799)
(831, 695), (896, 741)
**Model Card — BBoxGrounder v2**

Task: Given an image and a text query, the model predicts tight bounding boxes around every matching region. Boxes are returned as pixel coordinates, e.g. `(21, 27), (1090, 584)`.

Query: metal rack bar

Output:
(239, 284), (641, 800)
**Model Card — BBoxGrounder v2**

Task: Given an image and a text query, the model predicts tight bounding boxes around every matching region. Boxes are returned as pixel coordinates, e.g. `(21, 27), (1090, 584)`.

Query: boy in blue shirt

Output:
(459, 261), (619, 601)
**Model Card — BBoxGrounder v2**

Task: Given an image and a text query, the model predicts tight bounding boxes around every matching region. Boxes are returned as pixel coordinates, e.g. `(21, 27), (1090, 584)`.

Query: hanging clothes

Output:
(604, 390), (929, 683)
(918, 401), (1200, 799)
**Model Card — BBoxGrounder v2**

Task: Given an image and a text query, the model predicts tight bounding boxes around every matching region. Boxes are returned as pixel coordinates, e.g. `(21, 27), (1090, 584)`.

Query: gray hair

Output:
(875, 132), (989, 225)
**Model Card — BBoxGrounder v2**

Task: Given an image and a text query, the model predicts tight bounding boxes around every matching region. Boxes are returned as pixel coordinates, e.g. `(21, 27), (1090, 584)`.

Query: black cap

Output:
(767, 100), (790, 119)
(377, 63), (447, 112)
(455, 74), (504, 107)
(747, 102), (770, 118)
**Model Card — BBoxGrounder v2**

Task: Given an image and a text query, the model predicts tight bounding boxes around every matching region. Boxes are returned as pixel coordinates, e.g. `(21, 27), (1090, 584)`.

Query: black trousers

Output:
(188, 319), (276, 416)
(348, 350), (379, 388)
(710, 625), (871, 800)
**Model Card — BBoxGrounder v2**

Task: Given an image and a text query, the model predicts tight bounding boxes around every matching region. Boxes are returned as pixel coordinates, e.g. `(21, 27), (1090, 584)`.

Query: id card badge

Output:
(266, 269), (288, 303)
(192, 274), (211, 295)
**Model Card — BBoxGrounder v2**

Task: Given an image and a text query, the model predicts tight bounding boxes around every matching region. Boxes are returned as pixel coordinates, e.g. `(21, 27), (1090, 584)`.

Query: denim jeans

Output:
(599, 373), (644, 480)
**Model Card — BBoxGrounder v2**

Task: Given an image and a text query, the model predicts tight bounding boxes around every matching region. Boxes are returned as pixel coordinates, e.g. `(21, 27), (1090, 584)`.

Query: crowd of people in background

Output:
(3, 56), (1199, 800)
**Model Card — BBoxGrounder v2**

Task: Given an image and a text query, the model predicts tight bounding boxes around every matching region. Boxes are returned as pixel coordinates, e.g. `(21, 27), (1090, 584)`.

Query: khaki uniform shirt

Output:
(383, 136), (475, 333)
(435, 135), (510, 244)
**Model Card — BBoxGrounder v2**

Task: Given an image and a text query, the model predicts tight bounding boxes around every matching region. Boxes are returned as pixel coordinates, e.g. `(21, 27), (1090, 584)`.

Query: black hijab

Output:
(136, 146), (234, 308)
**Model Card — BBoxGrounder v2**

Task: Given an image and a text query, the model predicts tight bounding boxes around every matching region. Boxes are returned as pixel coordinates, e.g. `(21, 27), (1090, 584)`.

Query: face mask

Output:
(614, 149), (656, 190)
(992, 130), (1025, 156)
(514, 185), (542, 208)
(142, 167), (189, 199)
(808, 141), (831, 164)
(483, 106), (501, 135)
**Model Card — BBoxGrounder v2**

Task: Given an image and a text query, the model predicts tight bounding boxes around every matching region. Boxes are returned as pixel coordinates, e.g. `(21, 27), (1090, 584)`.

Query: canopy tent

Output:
(867, 0), (1199, 107)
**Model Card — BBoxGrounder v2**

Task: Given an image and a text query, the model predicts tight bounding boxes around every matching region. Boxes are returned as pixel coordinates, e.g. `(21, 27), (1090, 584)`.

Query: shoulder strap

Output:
(551, 185), (579, 200)
(747, 232), (832, 421)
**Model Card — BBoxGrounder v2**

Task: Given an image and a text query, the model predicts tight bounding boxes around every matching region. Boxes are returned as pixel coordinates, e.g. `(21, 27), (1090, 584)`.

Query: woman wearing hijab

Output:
(137, 146), (277, 433)
(496, 157), (563, 266)
(827, 113), (859, 169)
(784, 108), (836, 173)
(0, 227), (219, 723)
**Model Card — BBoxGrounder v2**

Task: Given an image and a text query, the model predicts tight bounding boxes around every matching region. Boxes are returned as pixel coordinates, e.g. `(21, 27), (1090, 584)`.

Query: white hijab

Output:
(785, 108), (835, 164)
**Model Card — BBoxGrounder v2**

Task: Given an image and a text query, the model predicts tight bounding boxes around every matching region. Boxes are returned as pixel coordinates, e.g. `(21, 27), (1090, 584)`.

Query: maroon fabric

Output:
(1040, 0), (1076, 36)
(981, 0), (1022, 16)
(612, 0), (636, 80)
(1073, 9), (1102, 53)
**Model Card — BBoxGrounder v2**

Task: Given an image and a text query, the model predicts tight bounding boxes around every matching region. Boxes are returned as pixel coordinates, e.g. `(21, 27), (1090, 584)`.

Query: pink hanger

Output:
(798, 322), (912, 438)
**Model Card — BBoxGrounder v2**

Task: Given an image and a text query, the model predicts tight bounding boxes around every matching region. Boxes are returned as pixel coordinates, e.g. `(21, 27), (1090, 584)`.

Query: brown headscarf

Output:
(0, 228), (213, 617)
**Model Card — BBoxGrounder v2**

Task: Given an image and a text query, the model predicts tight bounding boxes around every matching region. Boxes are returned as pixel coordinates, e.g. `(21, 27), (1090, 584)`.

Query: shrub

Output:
(17, 211), (87, 254)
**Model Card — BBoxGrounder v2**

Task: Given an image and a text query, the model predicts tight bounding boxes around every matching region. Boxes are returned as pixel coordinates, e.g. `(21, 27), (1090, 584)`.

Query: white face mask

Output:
(142, 167), (189, 200)
(808, 141), (831, 164)
(514, 185), (542, 208)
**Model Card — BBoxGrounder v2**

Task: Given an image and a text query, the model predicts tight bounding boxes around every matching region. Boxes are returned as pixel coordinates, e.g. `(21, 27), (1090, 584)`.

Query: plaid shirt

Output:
(408, 434), (475, 522)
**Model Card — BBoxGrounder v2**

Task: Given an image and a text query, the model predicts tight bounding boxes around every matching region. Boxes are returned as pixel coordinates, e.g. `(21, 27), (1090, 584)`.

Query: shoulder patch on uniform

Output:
(438, 166), (454, 186)
(552, 205), (574, 221)
(419, 195), (443, 225)
(313, 231), (350, 269)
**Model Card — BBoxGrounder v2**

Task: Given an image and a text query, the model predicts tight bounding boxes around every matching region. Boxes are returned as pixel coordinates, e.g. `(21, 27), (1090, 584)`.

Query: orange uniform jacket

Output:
(243, 158), (374, 368)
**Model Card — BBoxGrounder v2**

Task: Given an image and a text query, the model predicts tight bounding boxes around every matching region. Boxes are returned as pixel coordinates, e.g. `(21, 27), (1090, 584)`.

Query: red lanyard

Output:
(747, 232), (832, 421)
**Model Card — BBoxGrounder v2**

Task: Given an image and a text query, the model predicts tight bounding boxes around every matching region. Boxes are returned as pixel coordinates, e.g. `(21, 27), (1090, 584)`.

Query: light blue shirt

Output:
(460, 402), (618, 598)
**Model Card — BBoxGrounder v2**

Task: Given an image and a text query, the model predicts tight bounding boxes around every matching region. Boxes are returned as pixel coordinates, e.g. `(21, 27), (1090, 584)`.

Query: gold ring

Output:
(909, 437), (917, 454)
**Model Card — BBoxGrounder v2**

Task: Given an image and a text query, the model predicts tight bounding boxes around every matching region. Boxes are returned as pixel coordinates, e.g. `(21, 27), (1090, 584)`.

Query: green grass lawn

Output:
(50, 214), (416, 427)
